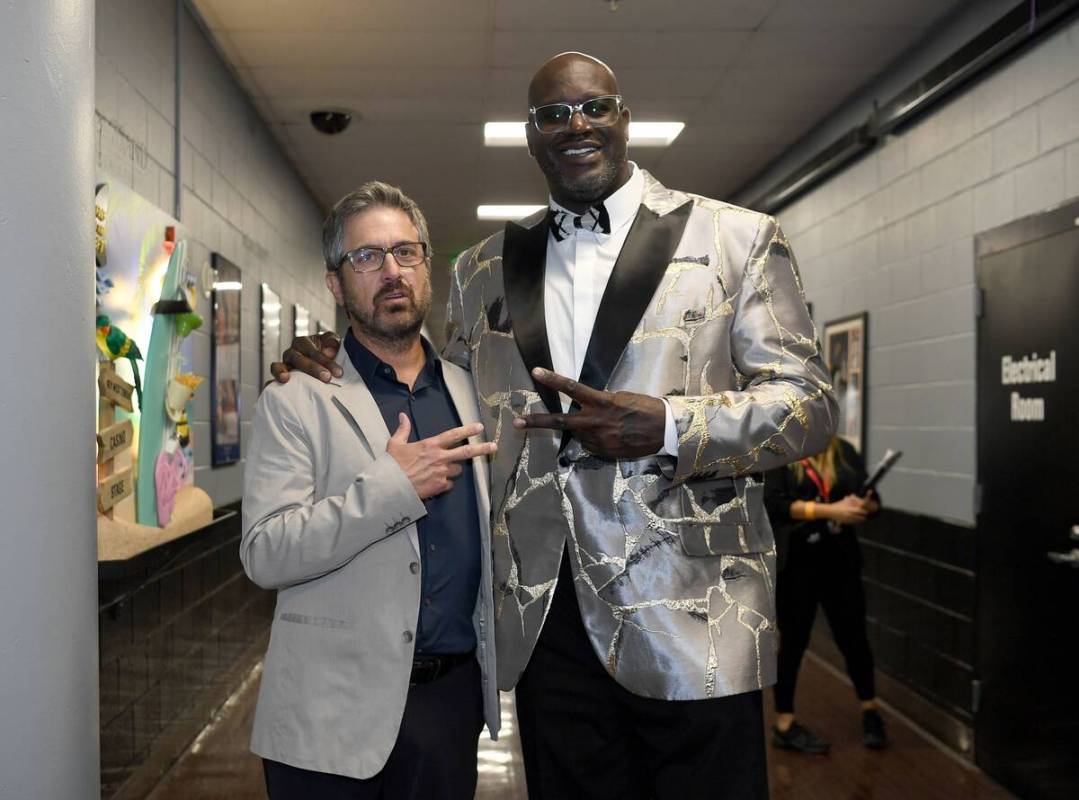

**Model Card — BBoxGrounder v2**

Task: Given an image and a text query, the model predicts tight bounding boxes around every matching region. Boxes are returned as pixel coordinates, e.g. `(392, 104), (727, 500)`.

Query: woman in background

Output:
(764, 435), (889, 754)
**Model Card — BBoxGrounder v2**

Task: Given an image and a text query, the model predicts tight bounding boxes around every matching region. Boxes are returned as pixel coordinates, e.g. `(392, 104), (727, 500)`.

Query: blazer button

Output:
(403, 631), (414, 643)
(558, 455), (570, 468)
(409, 562), (420, 574)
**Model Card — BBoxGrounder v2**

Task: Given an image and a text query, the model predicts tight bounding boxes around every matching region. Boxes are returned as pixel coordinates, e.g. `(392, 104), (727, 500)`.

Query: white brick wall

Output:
(95, 0), (334, 507)
(780, 18), (1079, 524)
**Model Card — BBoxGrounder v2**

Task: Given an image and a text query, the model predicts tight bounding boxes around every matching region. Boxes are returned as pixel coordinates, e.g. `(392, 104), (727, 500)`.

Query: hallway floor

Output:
(146, 655), (1013, 799)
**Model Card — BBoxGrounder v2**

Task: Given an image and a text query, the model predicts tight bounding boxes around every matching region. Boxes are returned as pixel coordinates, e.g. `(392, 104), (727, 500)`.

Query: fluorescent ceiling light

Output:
(477, 204), (546, 221)
(484, 122), (527, 146)
(212, 281), (243, 291)
(484, 121), (684, 147)
(629, 122), (685, 146)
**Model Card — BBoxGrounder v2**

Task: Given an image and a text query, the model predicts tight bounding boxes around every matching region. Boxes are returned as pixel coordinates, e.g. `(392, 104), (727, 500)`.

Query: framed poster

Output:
(823, 312), (867, 454)
(294, 303), (310, 338)
(211, 254), (242, 466)
(260, 283), (281, 386)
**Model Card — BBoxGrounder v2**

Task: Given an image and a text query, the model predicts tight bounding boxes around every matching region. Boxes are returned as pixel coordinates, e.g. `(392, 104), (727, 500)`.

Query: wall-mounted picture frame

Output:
(294, 303), (310, 338)
(210, 253), (242, 466)
(260, 283), (281, 387)
(823, 311), (867, 454)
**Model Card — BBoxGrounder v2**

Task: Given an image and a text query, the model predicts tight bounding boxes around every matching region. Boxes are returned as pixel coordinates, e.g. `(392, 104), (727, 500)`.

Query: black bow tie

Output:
(549, 203), (612, 241)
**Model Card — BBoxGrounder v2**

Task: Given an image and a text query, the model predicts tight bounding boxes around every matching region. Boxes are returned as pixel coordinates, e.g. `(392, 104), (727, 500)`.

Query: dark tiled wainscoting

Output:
(98, 504), (273, 798)
(809, 507), (978, 755)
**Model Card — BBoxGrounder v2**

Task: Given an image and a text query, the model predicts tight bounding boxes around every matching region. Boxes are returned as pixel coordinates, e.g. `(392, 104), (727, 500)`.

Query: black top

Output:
(763, 438), (876, 571)
(344, 330), (481, 655)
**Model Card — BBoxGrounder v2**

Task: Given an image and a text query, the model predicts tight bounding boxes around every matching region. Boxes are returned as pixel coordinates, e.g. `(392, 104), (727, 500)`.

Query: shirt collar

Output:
(549, 161), (643, 237)
(343, 328), (441, 387)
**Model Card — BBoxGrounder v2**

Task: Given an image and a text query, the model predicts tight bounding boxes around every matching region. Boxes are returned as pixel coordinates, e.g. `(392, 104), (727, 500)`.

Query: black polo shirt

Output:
(344, 330), (480, 655)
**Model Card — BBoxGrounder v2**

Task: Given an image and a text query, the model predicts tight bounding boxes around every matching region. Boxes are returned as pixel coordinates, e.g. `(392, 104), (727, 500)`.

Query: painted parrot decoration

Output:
(96, 314), (143, 409)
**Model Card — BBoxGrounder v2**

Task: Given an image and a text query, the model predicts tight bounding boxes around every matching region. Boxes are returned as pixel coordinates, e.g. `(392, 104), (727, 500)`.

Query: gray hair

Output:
(321, 181), (432, 271)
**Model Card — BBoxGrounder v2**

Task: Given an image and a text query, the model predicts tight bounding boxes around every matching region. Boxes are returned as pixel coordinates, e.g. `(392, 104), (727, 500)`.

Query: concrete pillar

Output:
(0, 1), (99, 797)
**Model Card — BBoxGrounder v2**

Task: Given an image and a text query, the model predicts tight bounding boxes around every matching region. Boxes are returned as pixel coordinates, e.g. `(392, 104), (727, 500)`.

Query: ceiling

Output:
(192, 0), (967, 299)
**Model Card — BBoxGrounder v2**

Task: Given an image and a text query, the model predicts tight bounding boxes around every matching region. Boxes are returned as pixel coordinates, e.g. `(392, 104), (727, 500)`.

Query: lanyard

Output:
(801, 459), (831, 503)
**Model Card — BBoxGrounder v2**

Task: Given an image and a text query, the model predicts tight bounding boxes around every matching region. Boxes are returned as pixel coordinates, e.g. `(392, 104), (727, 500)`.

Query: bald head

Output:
(528, 52), (620, 107)
(525, 52), (632, 211)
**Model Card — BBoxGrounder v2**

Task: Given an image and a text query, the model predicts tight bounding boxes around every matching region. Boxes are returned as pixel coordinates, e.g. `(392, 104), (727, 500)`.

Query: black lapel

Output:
(577, 199), (693, 395)
(502, 212), (560, 414)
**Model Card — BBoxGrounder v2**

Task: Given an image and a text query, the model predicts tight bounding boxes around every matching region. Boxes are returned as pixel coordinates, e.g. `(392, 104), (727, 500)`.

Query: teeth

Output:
(563, 147), (597, 156)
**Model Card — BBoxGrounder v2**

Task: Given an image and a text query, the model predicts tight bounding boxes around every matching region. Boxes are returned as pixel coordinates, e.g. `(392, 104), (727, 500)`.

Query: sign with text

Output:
(97, 467), (134, 513)
(98, 368), (135, 412)
(96, 419), (133, 463)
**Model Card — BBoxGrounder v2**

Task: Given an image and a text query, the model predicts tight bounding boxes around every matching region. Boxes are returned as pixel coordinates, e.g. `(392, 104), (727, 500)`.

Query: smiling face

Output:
(325, 206), (432, 346)
(525, 53), (632, 212)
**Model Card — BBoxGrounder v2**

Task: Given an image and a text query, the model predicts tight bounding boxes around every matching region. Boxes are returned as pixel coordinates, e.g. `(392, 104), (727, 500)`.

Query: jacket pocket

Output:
(677, 521), (768, 556)
(675, 479), (770, 556)
(278, 612), (354, 630)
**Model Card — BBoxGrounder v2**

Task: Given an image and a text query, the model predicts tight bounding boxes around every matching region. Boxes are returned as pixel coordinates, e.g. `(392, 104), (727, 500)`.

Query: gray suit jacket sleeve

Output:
(667, 216), (838, 479)
(241, 383), (428, 591)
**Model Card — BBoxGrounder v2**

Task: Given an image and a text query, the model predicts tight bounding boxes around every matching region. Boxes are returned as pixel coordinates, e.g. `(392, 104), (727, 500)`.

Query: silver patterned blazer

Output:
(444, 170), (838, 701)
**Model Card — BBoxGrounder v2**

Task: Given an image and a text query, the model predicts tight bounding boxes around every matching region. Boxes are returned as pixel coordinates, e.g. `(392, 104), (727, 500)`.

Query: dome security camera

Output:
(310, 110), (353, 135)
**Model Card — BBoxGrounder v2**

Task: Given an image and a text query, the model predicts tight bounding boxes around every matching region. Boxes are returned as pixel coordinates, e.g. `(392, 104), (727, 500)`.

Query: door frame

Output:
(973, 194), (1079, 767)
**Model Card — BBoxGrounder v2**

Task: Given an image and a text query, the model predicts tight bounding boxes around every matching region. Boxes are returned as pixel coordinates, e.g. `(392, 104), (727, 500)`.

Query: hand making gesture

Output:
(511, 367), (667, 459)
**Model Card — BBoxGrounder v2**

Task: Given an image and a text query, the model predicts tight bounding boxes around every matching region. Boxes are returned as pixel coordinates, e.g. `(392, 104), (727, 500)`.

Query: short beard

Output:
(550, 158), (620, 204)
(346, 278), (431, 350)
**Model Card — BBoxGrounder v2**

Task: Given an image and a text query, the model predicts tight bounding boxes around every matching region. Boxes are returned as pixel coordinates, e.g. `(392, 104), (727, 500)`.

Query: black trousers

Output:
(514, 554), (768, 800)
(262, 658), (483, 800)
(773, 533), (876, 713)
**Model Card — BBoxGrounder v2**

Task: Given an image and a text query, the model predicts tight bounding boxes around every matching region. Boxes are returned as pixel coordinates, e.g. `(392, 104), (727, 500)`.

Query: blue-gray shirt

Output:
(344, 330), (481, 655)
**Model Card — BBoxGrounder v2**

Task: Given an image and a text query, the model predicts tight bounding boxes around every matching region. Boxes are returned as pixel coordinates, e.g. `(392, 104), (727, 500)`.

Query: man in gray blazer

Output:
(243, 181), (498, 799)
(274, 54), (837, 799)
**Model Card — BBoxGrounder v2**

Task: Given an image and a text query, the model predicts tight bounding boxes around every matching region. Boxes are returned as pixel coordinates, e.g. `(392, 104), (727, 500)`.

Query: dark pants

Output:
(262, 658), (484, 800)
(773, 532), (876, 713)
(514, 554), (769, 800)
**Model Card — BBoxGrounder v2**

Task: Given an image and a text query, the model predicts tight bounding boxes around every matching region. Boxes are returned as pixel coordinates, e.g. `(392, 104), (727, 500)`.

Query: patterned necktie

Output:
(549, 202), (612, 242)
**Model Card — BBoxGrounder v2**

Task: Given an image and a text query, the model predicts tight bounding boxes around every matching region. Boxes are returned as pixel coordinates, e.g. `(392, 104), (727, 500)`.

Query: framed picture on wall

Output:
(823, 312), (867, 454)
(260, 283), (281, 388)
(210, 254), (242, 466)
(294, 303), (310, 338)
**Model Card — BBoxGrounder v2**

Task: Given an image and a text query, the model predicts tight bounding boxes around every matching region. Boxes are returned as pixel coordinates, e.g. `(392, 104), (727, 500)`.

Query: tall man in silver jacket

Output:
(275, 53), (837, 799)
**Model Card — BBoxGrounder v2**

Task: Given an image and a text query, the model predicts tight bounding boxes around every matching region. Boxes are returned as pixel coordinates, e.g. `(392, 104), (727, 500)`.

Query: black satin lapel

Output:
(502, 214), (560, 414)
(578, 200), (693, 394)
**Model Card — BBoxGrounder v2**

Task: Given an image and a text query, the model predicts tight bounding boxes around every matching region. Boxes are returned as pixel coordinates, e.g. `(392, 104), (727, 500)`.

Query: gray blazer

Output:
(241, 348), (498, 780)
(445, 170), (838, 702)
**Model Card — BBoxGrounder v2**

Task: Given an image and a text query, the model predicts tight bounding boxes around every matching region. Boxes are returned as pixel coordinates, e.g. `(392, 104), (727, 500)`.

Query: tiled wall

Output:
(773, 14), (1079, 743)
(98, 511), (273, 798)
(778, 17), (1079, 526)
(94, 0), (335, 508)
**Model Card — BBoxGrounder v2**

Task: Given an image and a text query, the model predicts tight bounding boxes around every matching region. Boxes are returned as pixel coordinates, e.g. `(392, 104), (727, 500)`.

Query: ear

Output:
(325, 270), (345, 307)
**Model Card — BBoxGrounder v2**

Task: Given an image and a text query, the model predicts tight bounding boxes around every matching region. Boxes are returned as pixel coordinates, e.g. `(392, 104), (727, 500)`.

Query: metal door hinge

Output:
(972, 679), (983, 714)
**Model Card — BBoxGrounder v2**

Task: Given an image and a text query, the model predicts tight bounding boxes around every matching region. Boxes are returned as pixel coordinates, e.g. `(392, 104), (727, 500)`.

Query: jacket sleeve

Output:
(442, 248), (475, 371)
(763, 465), (799, 525)
(666, 216), (838, 480)
(240, 384), (427, 590)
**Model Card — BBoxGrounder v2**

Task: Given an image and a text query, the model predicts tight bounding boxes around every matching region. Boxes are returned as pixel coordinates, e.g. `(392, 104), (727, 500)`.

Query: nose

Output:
(567, 108), (592, 133)
(380, 251), (404, 280)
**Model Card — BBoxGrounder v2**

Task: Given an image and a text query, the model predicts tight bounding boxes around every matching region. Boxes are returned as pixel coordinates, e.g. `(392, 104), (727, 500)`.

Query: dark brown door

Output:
(975, 201), (1079, 799)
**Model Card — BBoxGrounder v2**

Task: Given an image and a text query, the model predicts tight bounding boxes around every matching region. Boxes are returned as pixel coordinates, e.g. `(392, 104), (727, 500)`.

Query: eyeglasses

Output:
(528, 95), (624, 134)
(340, 242), (429, 274)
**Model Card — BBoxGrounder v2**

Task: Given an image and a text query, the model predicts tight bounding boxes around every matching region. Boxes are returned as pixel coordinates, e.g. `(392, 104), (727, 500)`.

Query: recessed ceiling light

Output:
(484, 121), (684, 147)
(477, 204), (546, 221)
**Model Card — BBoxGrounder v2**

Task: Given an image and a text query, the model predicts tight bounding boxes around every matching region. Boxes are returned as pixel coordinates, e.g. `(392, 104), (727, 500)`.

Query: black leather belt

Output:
(409, 651), (474, 685)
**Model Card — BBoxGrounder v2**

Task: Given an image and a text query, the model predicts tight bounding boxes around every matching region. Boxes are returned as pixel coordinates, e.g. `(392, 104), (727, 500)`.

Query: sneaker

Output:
(772, 721), (831, 754)
(862, 709), (889, 749)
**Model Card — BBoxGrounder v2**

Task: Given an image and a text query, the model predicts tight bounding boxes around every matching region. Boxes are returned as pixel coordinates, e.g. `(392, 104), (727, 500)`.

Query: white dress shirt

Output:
(543, 163), (678, 455)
